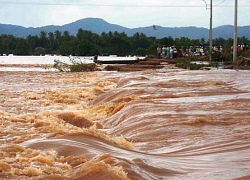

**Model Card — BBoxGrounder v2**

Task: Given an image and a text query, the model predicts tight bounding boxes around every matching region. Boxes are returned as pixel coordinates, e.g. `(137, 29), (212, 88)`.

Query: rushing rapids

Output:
(0, 69), (250, 180)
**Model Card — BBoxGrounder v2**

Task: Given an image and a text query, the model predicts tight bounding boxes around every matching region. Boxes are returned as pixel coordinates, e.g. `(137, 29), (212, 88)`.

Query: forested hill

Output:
(0, 17), (250, 39)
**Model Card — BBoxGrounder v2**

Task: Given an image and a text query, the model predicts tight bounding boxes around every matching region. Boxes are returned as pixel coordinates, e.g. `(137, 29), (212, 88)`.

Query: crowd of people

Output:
(234, 45), (249, 52)
(157, 44), (249, 59)
(157, 45), (206, 59)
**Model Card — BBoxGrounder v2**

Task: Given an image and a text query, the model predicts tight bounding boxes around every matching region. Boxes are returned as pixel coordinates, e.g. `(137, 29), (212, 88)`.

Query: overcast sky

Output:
(0, 0), (249, 29)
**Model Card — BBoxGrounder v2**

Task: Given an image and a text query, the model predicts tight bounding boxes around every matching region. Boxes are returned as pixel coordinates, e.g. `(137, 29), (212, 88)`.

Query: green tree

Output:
(0, 34), (16, 55)
(39, 31), (48, 50)
(1, 27), (249, 57)
(135, 48), (146, 56)
(26, 35), (38, 54)
(147, 44), (158, 56)
(77, 40), (99, 56)
(238, 36), (249, 45)
(108, 31), (130, 56)
(0, 34), (9, 55)
(99, 32), (110, 55)
(59, 41), (72, 56)
(200, 37), (206, 46)
(190, 39), (200, 46)
(159, 36), (174, 47)
(175, 37), (192, 48)
(58, 31), (73, 55)
(131, 32), (151, 55)
(54, 30), (62, 54)
(47, 32), (56, 54)
(14, 38), (29, 55)
(213, 37), (226, 47)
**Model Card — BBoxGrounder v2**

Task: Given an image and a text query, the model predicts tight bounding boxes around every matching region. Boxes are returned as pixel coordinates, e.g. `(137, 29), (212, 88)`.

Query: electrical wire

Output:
(0, 0), (248, 7)
(214, 0), (227, 6)
(201, 0), (228, 10)
(201, 0), (208, 9)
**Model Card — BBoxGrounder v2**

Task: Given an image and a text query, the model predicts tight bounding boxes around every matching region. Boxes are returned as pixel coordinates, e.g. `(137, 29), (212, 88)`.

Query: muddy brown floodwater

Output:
(0, 69), (250, 180)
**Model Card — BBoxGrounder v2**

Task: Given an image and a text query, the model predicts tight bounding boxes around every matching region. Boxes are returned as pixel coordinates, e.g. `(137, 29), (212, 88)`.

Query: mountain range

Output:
(1, 18), (250, 40)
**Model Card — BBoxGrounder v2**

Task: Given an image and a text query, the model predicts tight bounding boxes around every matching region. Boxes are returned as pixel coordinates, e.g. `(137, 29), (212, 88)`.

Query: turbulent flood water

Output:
(0, 69), (250, 180)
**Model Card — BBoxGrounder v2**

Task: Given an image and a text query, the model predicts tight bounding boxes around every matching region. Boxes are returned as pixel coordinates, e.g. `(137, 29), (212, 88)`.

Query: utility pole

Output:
(233, 0), (238, 62)
(209, 0), (212, 62)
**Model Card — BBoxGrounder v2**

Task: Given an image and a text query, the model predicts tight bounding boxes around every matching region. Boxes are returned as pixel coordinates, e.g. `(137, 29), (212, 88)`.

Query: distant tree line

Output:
(0, 28), (249, 56)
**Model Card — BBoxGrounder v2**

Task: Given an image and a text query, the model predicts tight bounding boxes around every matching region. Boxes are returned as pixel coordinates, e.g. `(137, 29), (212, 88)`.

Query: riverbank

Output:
(1, 55), (250, 72)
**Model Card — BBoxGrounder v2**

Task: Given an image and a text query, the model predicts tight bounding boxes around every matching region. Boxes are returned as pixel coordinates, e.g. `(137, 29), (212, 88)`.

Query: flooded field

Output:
(0, 68), (250, 180)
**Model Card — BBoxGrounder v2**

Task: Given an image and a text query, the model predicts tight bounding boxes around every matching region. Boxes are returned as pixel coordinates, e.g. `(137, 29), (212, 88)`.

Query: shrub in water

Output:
(54, 56), (97, 72)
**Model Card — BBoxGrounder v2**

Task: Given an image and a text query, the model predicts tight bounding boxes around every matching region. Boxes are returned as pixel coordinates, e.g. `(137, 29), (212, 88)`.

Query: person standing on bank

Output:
(172, 46), (178, 59)
(162, 45), (167, 58)
(157, 46), (162, 59)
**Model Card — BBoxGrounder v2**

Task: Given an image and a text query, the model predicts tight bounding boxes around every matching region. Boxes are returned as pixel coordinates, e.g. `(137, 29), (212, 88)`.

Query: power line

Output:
(214, 0), (227, 6)
(202, 0), (246, 8)
(0, 1), (249, 7)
